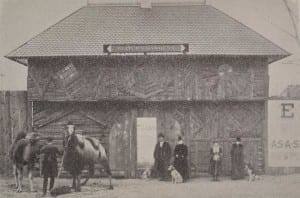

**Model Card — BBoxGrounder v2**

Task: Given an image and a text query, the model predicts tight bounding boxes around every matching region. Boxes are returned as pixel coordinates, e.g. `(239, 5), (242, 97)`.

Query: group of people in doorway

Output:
(153, 134), (245, 182)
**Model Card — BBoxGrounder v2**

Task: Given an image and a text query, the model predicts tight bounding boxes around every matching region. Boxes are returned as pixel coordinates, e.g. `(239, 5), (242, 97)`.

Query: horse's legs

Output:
(72, 175), (76, 189)
(101, 159), (113, 189)
(13, 165), (18, 189)
(28, 170), (35, 192)
(17, 168), (23, 192)
(76, 175), (81, 192)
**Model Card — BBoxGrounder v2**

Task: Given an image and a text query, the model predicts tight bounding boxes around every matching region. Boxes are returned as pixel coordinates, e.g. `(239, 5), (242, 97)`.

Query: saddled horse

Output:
(9, 132), (42, 192)
(63, 131), (113, 192)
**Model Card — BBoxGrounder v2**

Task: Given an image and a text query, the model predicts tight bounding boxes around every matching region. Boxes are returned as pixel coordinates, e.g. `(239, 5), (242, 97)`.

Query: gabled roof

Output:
(280, 85), (300, 99)
(6, 5), (290, 64)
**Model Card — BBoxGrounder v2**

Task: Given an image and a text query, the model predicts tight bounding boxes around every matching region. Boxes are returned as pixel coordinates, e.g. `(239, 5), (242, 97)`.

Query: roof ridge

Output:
(5, 4), (290, 63)
(87, 1), (207, 7)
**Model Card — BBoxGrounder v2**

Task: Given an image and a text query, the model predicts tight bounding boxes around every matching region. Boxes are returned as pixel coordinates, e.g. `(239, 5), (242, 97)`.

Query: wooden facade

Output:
(27, 56), (268, 101)
(28, 55), (267, 177)
(5, 4), (290, 176)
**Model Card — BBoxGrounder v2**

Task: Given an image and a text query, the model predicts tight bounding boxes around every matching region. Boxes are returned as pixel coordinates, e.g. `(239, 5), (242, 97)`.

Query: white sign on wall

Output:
(268, 100), (300, 167)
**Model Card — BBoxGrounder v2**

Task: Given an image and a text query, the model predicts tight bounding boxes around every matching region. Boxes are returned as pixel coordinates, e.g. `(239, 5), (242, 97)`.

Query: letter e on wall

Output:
(281, 103), (294, 118)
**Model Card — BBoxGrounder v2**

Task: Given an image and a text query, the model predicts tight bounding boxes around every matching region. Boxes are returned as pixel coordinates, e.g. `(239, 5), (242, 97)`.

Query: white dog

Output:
(141, 168), (151, 179)
(245, 164), (262, 182)
(168, 165), (183, 184)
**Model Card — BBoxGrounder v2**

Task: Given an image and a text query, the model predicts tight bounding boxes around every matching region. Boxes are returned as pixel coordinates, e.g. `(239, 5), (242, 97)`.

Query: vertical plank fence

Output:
(0, 91), (30, 176)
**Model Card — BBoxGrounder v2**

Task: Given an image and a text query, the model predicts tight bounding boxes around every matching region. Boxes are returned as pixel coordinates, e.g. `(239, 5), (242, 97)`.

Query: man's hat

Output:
(46, 136), (53, 142)
(158, 133), (165, 138)
(66, 121), (74, 126)
(236, 137), (241, 142)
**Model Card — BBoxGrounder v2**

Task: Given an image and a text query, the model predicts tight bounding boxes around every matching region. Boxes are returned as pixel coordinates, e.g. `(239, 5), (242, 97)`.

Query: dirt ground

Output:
(1, 174), (300, 198)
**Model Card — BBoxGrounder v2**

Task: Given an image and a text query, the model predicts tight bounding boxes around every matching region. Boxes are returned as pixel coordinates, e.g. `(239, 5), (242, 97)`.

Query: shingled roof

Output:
(6, 4), (290, 63)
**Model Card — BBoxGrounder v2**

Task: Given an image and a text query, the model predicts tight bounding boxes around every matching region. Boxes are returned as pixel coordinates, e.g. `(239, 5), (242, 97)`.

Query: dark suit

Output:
(40, 143), (61, 195)
(154, 142), (171, 180)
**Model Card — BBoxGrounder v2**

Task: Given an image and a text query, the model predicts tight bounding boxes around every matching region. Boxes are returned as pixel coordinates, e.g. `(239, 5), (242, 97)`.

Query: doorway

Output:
(136, 117), (157, 172)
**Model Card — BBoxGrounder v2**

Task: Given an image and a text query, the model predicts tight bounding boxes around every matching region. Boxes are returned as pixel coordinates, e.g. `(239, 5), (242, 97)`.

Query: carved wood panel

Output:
(28, 56), (268, 101)
(32, 101), (265, 177)
(189, 102), (265, 176)
(33, 102), (135, 177)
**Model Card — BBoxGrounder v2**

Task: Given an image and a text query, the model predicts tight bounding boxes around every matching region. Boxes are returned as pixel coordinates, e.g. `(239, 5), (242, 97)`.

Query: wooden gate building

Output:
(6, 3), (289, 177)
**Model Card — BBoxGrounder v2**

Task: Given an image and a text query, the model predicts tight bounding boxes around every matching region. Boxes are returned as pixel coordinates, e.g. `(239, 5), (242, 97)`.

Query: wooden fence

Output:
(0, 91), (31, 176)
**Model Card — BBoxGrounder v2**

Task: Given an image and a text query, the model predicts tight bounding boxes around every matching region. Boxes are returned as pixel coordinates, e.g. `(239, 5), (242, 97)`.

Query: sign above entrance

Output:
(103, 44), (189, 54)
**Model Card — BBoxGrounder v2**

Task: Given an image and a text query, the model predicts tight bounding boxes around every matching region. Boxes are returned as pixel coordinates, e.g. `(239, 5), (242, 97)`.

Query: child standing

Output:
(40, 136), (61, 196)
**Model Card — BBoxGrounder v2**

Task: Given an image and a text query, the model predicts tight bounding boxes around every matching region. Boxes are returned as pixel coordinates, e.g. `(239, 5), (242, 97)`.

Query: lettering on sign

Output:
(271, 140), (300, 149)
(103, 44), (189, 54)
(269, 101), (300, 166)
(281, 103), (294, 118)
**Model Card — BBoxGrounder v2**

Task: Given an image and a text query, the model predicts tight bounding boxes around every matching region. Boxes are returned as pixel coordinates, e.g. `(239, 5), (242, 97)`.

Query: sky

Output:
(0, 0), (299, 96)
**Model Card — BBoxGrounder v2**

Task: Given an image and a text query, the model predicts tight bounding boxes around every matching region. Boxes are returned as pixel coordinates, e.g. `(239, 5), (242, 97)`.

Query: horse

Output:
(63, 131), (113, 192)
(9, 132), (42, 192)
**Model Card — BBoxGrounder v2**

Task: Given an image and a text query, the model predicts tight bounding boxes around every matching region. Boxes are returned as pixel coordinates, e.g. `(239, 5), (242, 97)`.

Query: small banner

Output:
(103, 44), (189, 54)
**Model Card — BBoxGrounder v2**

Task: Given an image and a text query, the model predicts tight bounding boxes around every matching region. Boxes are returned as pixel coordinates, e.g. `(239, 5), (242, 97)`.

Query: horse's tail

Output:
(80, 177), (90, 186)
(9, 132), (27, 161)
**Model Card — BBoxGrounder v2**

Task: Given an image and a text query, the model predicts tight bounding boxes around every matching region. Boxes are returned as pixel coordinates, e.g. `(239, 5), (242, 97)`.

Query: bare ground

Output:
(1, 174), (300, 198)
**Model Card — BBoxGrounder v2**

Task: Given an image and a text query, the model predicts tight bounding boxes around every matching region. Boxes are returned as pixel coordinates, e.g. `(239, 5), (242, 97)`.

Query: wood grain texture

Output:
(189, 102), (265, 176)
(0, 91), (29, 175)
(27, 56), (268, 101)
(33, 101), (265, 177)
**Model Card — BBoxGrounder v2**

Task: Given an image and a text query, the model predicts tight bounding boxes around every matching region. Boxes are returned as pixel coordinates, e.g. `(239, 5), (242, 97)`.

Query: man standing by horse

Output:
(40, 136), (62, 196)
(154, 133), (172, 181)
(62, 121), (113, 192)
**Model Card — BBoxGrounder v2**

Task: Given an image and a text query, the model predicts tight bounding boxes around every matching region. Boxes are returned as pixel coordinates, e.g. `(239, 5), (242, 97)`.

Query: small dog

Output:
(50, 186), (72, 197)
(141, 168), (151, 179)
(168, 165), (183, 184)
(245, 164), (262, 182)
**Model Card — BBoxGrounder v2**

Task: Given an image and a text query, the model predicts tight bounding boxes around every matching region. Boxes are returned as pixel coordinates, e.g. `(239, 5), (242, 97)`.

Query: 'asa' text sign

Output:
(268, 100), (300, 167)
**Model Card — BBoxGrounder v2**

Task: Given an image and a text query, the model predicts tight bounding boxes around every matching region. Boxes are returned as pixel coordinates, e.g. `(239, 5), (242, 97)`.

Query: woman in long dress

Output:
(173, 136), (188, 182)
(231, 137), (245, 180)
(208, 140), (222, 181)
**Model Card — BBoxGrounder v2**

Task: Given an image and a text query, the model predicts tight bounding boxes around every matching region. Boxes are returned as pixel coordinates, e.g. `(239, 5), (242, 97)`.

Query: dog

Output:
(141, 168), (151, 179)
(50, 186), (72, 197)
(168, 165), (183, 184)
(245, 164), (262, 182)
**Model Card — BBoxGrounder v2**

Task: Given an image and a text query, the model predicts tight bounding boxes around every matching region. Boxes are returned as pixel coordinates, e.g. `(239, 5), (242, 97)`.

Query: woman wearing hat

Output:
(173, 136), (188, 182)
(230, 137), (245, 180)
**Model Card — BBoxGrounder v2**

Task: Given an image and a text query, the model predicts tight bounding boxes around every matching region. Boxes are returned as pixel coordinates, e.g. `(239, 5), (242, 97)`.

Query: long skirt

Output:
(208, 158), (222, 177)
(174, 158), (188, 180)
